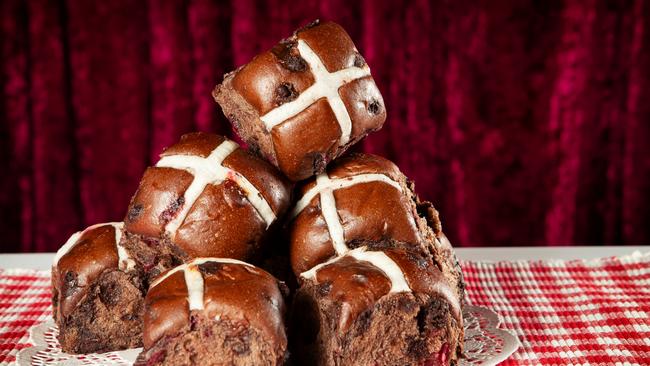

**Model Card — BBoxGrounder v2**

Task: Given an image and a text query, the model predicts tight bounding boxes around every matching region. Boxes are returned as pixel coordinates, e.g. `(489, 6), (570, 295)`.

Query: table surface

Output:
(2, 246), (649, 365)
(0, 246), (646, 270)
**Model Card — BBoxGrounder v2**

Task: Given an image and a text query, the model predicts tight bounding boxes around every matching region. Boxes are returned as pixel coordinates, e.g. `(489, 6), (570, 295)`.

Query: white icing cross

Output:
(156, 139), (276, 239)
(314, 174), (348, 255)
(260, 39), (371, 146)
(300, 247), (411, 294)
(291, 172), (402, 256)
(53, 222), (135, 271)
(150, 258), (255, 311)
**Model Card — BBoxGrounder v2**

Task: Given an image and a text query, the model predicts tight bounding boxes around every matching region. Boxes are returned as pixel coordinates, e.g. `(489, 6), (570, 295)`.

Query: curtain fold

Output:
(1, 0), (649, 251)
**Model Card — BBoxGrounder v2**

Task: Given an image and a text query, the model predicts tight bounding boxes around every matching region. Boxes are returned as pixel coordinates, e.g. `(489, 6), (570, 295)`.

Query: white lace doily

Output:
(15, 321), (141, 366)
(16, 305), (519, 365)
(461, 305), (520, 365)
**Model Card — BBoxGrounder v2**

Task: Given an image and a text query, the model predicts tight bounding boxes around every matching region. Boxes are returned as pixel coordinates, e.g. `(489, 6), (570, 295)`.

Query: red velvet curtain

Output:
(2, 0), (649, 252)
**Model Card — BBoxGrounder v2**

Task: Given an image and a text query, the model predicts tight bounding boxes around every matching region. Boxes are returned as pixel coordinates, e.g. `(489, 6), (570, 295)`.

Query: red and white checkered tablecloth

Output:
(463, 251), (650, 365)
(0, 269), (51, 364)
(1, 251), (649, 365)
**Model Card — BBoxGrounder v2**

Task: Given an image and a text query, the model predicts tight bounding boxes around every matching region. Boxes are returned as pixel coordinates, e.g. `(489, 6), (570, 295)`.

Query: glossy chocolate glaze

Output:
(226, 21), (386, 181)
(270, 99), (341, 180)
(124, 132), (291, 262)
(309, 256), (391, 331)
(142, 259), (287, 352)
(302, 248), (461, 332)
(52, 223), (126, 321)
(290, 153), (425, 275)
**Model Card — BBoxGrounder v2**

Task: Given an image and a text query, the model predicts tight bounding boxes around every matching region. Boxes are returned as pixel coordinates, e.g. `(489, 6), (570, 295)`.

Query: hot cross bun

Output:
(52, 222), (144, 353)
(290, 248), (463, 366)
(287, 153), (465, 366)
(122, 132), (291, 280)
(213, 20), (386, 181)
(289, 153), (461, 284)
(135, 258), (288, 365)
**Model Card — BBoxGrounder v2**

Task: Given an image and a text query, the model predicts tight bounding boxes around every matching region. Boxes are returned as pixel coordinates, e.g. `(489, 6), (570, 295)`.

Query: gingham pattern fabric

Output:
(463, 251), (650, 365)
(0, 269), (51, 364)
(1, 251), (649, 365)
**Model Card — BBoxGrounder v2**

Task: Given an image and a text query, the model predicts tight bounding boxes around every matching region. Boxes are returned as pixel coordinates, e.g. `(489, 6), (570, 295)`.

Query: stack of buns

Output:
(52, 20), (464, 366)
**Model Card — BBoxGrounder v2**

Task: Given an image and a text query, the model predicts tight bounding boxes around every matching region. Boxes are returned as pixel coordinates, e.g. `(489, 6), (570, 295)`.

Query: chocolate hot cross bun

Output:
(289, 153), (462, 289)
(287, 152), (465, 366)
(136, 258), (288, 366)
(52, 222), (144, 353)
(123, 132), (291, 280)
(290, 248), (463, 366)
(214, 20), (386, 181)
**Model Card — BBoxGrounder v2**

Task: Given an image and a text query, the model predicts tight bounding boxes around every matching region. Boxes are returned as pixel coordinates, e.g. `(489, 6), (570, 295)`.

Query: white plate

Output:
(16, 305), (519, 365)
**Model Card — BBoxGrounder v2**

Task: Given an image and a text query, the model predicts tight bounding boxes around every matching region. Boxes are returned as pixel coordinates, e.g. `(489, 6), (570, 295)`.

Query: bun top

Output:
(289, 153), (429, 275)
(300, 247), (461, 332)
(231, 21), (386, 181)
(124, 132), (291, 260)
(52, 222), (136, 320)
(142, 258), (287, 353)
